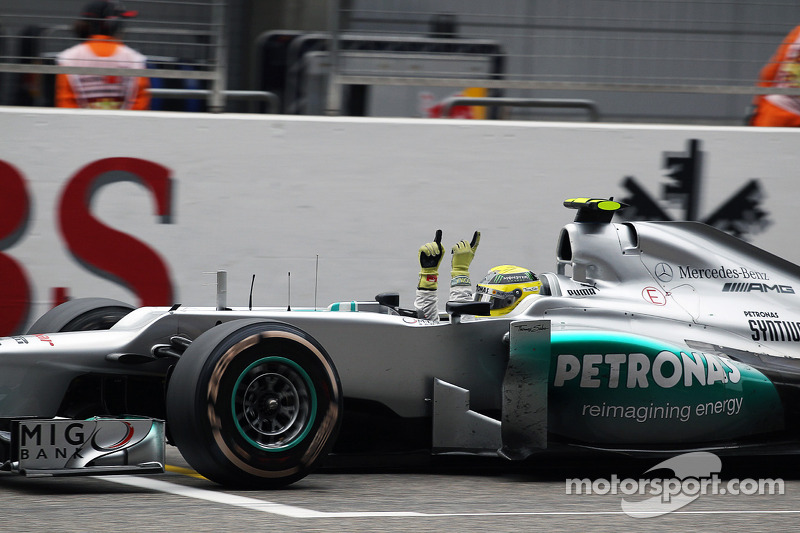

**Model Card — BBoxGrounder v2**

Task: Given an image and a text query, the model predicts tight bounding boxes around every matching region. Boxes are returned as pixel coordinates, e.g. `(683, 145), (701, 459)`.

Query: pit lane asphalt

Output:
(2, 446), (800, 532)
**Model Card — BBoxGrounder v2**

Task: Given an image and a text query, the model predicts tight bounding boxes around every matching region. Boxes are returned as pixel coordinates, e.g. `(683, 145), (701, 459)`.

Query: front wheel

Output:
(165, 319), (342, 488)
(27, 297), (134, 333)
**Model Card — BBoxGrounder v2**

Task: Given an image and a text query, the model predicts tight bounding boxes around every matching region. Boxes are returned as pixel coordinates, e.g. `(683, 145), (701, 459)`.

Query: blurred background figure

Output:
(750, 24), (800, 127)
(55, 0), (149, 110)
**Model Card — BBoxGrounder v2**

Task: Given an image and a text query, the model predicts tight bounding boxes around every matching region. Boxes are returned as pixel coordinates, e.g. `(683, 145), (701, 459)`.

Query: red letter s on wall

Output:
(59, 158), (174, 306)
(0, 161), (32, 334)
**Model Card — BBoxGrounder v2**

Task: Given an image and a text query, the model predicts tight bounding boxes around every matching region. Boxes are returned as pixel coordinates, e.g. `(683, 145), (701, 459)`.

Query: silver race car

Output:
(2, 197), (799, 488)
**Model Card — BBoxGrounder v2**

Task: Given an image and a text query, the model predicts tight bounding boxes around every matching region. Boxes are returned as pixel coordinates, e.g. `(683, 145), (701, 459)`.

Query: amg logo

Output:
(722, 283), (794, 294)
(567, 288), (597, 296)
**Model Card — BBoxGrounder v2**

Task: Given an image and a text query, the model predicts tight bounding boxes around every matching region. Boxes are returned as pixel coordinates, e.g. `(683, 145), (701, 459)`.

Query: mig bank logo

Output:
(619, 139), (770, 240)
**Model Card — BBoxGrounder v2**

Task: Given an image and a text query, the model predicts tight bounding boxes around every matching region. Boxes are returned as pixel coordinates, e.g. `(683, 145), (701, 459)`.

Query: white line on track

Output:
(100, 476), (800, 518)
(96, 475), (422, 518)
(96, 475), (800, 519)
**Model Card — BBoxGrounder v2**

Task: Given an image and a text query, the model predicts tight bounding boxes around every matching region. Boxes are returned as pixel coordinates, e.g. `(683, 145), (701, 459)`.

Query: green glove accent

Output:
(451, 230), (480, 287)
(418, 229), (444, 290)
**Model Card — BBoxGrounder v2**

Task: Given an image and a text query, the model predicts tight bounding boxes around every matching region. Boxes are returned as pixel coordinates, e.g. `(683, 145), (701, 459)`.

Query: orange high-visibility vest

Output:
(751, 25), (800, 127)
(56, 35), (150, 110)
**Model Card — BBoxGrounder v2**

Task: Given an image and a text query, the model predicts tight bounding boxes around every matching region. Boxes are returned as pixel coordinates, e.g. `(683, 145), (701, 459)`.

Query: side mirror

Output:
(446, 301), (491, 323)
(375, 292), (400, 308)
(375, 292), (418, 317)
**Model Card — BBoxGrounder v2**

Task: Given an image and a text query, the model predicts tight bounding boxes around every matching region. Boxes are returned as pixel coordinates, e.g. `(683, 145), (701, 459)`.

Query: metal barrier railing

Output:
(326, 0), (800, 124)
(5, 0), (800, 123)
(440, 97), (600, 121)
(147, 88), (280, 113)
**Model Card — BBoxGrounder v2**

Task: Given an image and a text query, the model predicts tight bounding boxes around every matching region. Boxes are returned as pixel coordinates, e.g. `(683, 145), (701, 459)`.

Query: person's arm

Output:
(123, 48), (151, 110)
(414, 230), (444, 321)
(54, 74), (80, 108)
(759, 25), (800, 87)
(449, 231), (480, 302)
(129, 75), (150, 110)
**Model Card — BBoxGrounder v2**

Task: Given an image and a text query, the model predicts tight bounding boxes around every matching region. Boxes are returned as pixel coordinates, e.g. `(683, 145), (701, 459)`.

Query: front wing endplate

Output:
(5, 417), (165, 477)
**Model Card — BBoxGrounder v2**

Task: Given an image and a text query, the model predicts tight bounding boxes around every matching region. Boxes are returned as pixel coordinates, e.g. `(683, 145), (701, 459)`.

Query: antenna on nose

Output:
(287, 272), (291, 311)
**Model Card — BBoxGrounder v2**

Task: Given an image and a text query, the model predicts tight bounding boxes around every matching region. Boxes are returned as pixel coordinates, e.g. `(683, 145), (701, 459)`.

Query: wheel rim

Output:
(232, 356), (317, 451)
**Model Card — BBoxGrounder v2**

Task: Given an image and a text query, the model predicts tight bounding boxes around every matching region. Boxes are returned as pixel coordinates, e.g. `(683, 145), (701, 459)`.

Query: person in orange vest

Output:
(750, 25), (800, 127)
(56, 1), (150, 110)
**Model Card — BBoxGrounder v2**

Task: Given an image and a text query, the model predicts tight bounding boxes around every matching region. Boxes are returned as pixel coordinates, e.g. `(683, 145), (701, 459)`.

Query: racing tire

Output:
(26, 297), (135, 333)
(165, 319), (342, 488)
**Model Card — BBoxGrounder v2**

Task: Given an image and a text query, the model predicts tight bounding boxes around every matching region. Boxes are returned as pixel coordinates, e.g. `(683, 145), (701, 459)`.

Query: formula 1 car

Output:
(3, 197), (800, 488)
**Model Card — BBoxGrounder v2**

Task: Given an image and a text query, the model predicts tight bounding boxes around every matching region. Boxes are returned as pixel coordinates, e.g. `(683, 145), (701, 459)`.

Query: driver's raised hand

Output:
(418, 229), (444, 290)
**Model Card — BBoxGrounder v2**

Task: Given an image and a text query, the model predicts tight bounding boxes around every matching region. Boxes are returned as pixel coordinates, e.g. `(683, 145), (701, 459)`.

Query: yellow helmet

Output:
(475, 265), (542, 316)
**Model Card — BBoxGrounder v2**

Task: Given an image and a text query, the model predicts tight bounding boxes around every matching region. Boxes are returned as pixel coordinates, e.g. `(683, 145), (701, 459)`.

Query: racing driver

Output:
(413, 230), (543, 322)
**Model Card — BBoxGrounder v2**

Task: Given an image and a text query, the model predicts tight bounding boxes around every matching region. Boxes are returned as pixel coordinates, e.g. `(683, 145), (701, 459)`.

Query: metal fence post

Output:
(325, 0), (342, 116)
(210, 0), (228, 113)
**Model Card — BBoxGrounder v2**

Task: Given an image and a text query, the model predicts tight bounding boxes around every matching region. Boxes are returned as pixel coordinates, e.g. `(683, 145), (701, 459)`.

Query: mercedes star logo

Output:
(655, 263), (674, 283)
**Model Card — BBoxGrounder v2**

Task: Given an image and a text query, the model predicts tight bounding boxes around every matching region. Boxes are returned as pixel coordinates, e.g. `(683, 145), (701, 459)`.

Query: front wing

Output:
(1, 417), (165, 477)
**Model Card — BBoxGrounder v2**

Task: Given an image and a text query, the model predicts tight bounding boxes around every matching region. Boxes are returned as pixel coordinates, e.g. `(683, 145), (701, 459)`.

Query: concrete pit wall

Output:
(1, 107), (798, 333)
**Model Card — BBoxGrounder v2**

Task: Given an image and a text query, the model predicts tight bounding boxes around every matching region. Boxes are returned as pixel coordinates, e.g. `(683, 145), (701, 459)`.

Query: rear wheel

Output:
(166, 319), (342, 488)
(26, 297), (134, 333)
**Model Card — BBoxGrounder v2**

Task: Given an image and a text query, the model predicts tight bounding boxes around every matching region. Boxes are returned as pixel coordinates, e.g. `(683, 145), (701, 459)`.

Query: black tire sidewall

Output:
(167, 319), (342, 487)
(26, 298), (134, 333)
